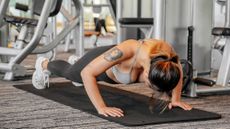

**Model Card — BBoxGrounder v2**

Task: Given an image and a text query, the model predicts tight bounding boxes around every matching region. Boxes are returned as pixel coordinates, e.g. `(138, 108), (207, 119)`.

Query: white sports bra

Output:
(111, 40), (143, 84)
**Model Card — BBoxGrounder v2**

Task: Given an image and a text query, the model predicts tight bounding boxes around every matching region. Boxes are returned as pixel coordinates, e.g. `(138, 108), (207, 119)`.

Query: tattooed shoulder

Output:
(103, 47), (123, 62)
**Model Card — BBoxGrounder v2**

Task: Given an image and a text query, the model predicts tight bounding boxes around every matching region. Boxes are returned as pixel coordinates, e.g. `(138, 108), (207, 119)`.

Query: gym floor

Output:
(0, 52), (230, 129)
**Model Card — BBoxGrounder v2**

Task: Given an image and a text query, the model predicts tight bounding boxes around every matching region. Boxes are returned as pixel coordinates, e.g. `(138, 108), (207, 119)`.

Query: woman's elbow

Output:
(81, 68), (89, 80)
(81, 67), (96, 81)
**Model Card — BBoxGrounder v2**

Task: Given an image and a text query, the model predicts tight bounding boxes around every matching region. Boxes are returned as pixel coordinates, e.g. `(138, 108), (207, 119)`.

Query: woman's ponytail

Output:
(168, 55), (179, 64)
(148, 90), (171, 114)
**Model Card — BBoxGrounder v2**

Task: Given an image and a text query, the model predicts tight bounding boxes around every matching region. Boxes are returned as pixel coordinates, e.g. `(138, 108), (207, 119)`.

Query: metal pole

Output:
(116, 0), (122, 43)
(153, 0), (166, 40)
(74, 0), (84, 57)
(51, 16), (57, 60)
(29, 0), (35, 18)
(190, 0), (195, 26)
(137, 0), (142, 39)
(0, 0), (9, 27)
(79, 3), (84, 57)
(106, 0), (116, 26)
(225, 0), (230, 27)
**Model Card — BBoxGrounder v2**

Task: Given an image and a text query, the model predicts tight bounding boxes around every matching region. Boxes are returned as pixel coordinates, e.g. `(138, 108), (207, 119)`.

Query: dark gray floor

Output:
(0, 54), (230, 129)
(0, 78), (230, 129)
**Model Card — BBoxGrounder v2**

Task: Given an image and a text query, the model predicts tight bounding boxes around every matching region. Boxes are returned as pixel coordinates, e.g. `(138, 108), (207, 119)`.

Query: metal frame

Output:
(216, 0), (230, 86)
(116, 0), (122, 43)
(75, 1), (84, 57)
(0, 0), (9, 27)
(0, 0), (83, 80)
(61, 3), (74, 52)
(153, 0), (166, 40)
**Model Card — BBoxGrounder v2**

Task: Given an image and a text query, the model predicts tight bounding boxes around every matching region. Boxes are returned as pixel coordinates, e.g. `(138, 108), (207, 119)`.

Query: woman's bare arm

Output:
(170, 62), (192, 110)
(81, 40), (137, 117)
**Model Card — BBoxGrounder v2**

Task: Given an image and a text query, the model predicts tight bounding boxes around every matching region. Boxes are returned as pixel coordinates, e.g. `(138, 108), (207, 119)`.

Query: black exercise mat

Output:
(13, 82), (221, 126)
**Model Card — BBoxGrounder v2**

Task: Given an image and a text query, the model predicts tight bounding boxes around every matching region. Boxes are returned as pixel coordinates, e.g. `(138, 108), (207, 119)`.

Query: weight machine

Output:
(0, 0), (83, 80)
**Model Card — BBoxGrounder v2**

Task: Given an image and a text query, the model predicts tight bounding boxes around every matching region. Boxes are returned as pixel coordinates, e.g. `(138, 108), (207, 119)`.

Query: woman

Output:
(32, 39), (192, 117)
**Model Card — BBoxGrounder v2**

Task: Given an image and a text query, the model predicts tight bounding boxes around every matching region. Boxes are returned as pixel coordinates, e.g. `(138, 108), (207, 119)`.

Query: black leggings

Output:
(47, 45), (117, 84)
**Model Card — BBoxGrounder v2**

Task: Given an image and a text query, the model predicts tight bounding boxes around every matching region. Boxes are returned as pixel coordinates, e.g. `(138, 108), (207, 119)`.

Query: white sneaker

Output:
(32, 57), (50, 89)
(68, 55), (80, 65)
(67, 55), (83, 86)
(72, 81), (83, 87)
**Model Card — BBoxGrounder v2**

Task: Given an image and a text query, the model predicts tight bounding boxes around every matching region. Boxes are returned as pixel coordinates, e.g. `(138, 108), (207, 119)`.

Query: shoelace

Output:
(35, 76), (43, 87)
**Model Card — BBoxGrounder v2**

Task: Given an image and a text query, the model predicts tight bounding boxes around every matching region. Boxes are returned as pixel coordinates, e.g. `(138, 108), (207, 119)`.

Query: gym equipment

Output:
(183, 25), (215, 96)
(13, 82), (221, 126)
(184, 0), (230, 97)
(15, 3), (29, 12)
(214, 0), (230, 86)
(61, 1), (84, 53)
(0, 0), (83, 80)
(113, 0), (154, 43)
(180, 59), (193, 92)
(118, 18), (154, 39)
(180, 58), (215, 94)
(152, 0), (230, 97)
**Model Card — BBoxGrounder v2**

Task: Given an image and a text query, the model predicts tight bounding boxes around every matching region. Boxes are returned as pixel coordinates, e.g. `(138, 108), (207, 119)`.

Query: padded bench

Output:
(119, 18), (154, 25)
(118, 18), (154, 39)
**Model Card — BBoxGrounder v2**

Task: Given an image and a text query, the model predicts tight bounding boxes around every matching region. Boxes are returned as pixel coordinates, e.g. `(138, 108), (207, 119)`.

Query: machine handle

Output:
(193, 77), (215, 86)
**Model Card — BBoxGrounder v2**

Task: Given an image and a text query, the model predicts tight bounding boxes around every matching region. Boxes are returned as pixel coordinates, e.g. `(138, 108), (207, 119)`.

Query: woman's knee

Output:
(48, 60), (71, 74)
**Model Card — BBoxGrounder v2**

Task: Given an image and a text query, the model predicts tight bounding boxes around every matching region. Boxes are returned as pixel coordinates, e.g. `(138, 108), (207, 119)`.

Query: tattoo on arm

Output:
(103, 47), (123, 62)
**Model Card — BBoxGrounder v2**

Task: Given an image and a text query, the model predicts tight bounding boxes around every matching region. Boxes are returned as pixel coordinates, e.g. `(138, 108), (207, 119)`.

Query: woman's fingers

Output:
(180, 104), (188, 110)
(178, 102), (191, 110)
(111, 107), (124, 116)
(168, 103), (172, 109)
(99, 107), (124, 117)
(169, 102), (193, 110)
(101, 112), (109, 117)
(113, 107), (124, 113)
(183, 103), (192, 110)
(107, 108), (124, 117)
(107, 110), (121, 117)
(179, 103), (192, 110)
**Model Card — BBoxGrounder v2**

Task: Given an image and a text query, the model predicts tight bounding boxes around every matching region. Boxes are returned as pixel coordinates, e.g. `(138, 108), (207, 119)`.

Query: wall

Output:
(121, 0), (213, 72)
(162, 0), (213, 72)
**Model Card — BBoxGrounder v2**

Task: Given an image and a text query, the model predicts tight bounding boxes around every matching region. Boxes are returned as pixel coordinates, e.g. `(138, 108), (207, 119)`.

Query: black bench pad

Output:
(212, 27), (230, 36)
(119, 18), (153, 25)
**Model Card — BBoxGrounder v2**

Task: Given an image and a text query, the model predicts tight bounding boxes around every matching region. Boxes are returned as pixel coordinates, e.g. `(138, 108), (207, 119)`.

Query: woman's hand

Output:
(98, 106), (124, 117)
(168, 101), (192, 110)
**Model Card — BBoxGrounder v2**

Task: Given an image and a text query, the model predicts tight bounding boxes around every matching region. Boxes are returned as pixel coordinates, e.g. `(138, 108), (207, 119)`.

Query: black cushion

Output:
(212, 27), (230, 36)
(119, 18), (154, 25)
(33, 0), (63, 17)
